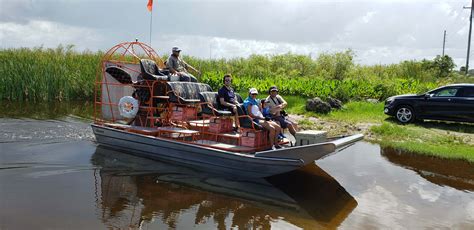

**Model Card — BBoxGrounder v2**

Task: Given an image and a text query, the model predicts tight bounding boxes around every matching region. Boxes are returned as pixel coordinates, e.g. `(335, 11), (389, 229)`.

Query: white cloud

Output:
(0, 0), (470, 68)
(408, 181), (441, 202)
(436, 2), (454, 16)
(467, 201), (474, 220)
(362, 11), (376, 24)
(397, 34), (417, 46)
(0, 20), (103, 50)
(349, 185), (417, 229)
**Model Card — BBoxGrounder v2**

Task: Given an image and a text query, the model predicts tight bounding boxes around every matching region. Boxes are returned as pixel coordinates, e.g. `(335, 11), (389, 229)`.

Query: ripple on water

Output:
(0, 117), (95, 143)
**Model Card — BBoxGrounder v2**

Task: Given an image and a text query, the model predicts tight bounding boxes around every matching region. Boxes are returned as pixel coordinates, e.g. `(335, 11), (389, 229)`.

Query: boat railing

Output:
(93, 42), (281, 153)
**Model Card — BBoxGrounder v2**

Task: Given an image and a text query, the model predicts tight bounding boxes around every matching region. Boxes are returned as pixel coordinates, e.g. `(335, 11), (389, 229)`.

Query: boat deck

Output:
(192, 140), (255, 153)
(102, 122), (286, 153)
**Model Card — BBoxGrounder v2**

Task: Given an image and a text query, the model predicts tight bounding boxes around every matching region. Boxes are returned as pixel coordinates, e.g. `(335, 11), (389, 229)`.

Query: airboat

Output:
(91, 41), (363, 177)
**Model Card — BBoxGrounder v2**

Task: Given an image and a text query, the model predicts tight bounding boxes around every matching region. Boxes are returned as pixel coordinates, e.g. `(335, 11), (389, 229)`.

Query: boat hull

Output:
(91, 124), (363, 177)
(92, 124), (303, 177)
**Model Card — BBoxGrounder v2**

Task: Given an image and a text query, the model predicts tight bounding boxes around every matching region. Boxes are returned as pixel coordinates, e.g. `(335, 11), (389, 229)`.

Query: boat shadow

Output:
(381, 147), (474, 192)
(91, 146), (357, 229)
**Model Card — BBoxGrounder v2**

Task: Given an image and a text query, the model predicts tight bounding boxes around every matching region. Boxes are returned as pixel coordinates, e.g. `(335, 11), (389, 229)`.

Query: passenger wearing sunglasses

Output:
(218, 74), (239, 129)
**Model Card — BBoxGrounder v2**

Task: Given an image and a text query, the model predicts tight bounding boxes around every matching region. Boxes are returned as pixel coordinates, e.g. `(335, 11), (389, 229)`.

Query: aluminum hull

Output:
(92, 124), (362, 177)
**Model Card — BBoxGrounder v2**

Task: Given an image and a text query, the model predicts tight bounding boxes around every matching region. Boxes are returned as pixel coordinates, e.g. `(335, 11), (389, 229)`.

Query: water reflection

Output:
(91, 146), (357, 229)
(0, 100), (93, 119)
(381, 147), (474, 192)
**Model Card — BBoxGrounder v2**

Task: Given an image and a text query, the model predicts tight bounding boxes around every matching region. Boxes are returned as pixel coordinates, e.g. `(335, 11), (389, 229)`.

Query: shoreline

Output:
(288, 112), (474, 163)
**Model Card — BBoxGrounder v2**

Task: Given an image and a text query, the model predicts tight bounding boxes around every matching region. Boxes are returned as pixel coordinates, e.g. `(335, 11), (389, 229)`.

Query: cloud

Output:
(362, 11), (377, 24)
(408, 181), (441, 202)
(0, 20), (103, 50)
(348, 185), (417, 229)
(0, 0), (470, 67)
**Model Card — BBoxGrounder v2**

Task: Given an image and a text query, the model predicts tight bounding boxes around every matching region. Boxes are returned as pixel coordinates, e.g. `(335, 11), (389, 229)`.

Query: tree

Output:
(432, 55), (455, 78)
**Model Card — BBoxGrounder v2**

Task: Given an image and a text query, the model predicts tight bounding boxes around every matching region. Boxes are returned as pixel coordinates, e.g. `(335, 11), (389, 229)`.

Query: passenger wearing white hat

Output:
(166, 46), (199, 82)
(243, 88), (282, 150)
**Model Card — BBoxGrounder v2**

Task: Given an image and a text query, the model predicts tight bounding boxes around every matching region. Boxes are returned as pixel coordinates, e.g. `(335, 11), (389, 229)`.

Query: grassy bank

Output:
(371, 123), (474, 162)
(284, 100), (474, 162)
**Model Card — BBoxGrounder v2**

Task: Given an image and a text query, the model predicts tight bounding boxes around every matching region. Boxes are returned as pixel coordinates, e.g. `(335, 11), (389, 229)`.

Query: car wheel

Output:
(395, 105), (415, 124)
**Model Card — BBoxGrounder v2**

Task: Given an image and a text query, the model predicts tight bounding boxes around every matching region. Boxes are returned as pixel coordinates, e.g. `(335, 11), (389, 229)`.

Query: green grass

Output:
(321, 101), (385, 123)
(284, 98), (385, 123)
(284, 98), (474, 162)
(371, 122), (474, 162)
(281, 95), (308, 114)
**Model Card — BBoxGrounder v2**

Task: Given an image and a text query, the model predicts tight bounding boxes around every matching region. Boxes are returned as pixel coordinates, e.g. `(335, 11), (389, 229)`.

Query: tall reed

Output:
(0, 45), (100, 101)
(1, 46), (468, 102)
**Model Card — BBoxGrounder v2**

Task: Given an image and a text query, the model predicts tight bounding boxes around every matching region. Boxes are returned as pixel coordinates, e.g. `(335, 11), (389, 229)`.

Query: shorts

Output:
(220, 106), (236, 115)
(273, 116), (291, 129)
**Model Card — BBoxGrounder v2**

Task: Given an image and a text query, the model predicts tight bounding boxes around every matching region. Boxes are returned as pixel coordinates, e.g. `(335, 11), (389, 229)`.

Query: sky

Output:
(0, 0), (471, 67)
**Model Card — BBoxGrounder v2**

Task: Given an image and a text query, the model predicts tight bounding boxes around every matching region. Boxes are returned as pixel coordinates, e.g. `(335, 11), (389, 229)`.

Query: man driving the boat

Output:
(166, 46), (199, 82)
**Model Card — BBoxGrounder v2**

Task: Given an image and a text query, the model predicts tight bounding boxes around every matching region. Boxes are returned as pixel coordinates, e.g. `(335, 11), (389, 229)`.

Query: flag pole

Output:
(149, 8), (153, 46)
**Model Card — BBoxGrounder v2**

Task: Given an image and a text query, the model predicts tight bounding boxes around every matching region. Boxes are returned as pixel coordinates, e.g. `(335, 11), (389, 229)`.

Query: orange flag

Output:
(147, 0), (153, 12)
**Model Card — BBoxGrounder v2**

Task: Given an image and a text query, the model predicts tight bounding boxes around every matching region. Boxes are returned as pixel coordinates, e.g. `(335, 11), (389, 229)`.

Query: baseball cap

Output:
(249, 88), (258, 94)
(269, 86), (278, 92)
(172, 46), (181, 52)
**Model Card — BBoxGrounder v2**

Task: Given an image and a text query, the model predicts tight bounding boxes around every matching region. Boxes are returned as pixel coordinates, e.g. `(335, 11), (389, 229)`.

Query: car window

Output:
(462, 87), (474, 97)
(433, 88), (458, 97)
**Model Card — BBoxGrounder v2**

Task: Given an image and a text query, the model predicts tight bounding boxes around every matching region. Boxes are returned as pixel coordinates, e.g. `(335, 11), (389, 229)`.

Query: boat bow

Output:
(254, 134), (364, 164)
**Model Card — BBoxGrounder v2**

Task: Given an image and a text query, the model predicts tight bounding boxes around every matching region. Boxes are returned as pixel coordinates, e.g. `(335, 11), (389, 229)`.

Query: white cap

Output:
(249, 88), (258, 94)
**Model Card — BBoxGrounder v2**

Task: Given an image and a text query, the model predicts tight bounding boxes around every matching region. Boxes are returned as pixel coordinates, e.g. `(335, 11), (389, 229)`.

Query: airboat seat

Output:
(140, 59), (170, 81)
(161, 82), (212, 104)
(105, 66), (134, 84)
(199, 92), (233, 116)
(236, 104), (263, 130)
(235, 93), (244, 104)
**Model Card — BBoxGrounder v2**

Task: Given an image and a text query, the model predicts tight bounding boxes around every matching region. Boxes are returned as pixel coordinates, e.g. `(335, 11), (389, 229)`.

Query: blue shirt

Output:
(243, 97), (261, 122)
(262, 107), (271, 118)
(243, 96), (259, 112)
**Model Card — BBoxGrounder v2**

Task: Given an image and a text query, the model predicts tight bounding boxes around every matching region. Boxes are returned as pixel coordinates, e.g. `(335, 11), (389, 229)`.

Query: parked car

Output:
(384, 84), (474, 124)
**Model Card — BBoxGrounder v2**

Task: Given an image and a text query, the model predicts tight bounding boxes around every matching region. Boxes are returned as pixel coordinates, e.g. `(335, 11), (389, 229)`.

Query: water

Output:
(1, 104), (473, 229)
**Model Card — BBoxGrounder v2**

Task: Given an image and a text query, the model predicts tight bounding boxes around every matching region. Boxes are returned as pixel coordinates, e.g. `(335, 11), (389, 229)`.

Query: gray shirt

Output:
(166, 55), (188, 72)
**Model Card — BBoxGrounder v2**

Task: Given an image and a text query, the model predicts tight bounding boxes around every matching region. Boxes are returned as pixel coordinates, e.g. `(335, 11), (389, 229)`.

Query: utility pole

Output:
(464, 0), (474, 75)
(442, 30), (446, 57)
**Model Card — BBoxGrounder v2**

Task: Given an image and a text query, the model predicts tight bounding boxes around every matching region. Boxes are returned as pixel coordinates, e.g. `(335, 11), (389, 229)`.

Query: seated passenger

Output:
(218, 74), (239, 129)
(262, 99), (285, 140)
(261, 99), (272, 120)
(265, 86), (298, 139)
(166, 46), (199, 82)
(244, 88), (282, 150)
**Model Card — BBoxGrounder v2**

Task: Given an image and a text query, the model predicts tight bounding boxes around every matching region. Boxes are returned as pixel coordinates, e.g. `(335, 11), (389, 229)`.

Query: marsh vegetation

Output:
(1, 46), (472, 161)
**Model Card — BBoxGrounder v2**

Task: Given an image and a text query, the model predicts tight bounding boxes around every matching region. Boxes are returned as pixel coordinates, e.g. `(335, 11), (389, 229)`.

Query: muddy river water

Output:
(1, 103), (473, 229)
